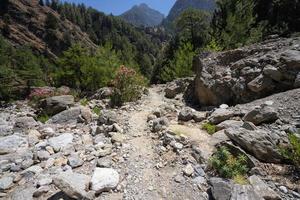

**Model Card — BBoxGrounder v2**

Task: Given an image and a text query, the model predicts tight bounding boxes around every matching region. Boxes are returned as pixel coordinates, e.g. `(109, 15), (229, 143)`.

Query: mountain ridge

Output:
(120, 3), (164, 27)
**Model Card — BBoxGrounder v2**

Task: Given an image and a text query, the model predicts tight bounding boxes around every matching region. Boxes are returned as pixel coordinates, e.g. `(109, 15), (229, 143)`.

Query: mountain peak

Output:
(120, 4), (164, 27)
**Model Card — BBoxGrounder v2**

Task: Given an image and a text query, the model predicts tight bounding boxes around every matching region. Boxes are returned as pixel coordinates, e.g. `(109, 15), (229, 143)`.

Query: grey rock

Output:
(10, 185), (35, 200)
(243, 105), (278, 125)
(216, 120), (243, 131)
(22, 165), (43, 176)
(248, 74), (274, 93)
(0, 134), (28, 154)
(0, 176), (13, 190)
(193, 111), (207, 122)
(47, 106), (92, 124)
(231, 184), (263, 200)
(39, 95), (74, 116)
(37, 150), (50, 161)
(68, 154), (84, 168)
(91, 87), (112, 100)
(14, 117), (38, 130)
(90, 168), (119, 194)
(97, 157), (112, 168)
(210, 177), (232, 200)
(33, 186), (50, 198)
(249, 175), (280, 200)
(98, 110), (118, 126)
(37, 177), (53, 186)
(281, 50), (300, 70)
(183, 164), (194, 176)
(48, 133), (73, 152)
(178, 108), (194, 122)
(53, 171), (92, 199)
(241, 121), (257, 131)
(152, 117), (169, 132)
(225, 127), (282, 163)
(208, 109), (235, 124)
(263, 65), (282, 81)
(279, 186), (288, 193)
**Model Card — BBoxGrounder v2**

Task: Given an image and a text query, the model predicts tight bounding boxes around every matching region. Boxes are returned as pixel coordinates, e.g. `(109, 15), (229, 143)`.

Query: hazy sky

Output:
(63, 0), (177, 16)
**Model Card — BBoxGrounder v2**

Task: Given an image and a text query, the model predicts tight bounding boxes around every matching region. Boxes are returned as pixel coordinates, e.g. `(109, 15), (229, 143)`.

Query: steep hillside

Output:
(120, 3), (164, 27)
(165, 0), (216, 23)
(0, 0), (96, 57)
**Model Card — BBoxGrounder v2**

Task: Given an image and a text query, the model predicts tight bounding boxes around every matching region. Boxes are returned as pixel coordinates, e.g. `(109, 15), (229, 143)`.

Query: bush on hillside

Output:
(110, 66), (146, 107)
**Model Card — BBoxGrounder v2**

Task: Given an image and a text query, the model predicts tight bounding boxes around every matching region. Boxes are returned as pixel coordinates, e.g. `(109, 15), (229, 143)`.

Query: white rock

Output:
(0, 176), (13, 190)
(90, 168), (119, 193)
(48, 133), (73, 152)
(219, 104), (229, 109)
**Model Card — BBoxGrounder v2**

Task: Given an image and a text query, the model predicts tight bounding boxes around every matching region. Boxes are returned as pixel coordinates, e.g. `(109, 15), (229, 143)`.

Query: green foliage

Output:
(111, 66), (146, 107)
(211, 0), (264, 49)
(37, 113), (49, 123)
(175, 8), (211, 49)
(202, 123), (217, 135)
(0, 36), (46, 101)
(204, 38), (223, 52)
(160, 42), (195, 82)
(55, 43), (122, 92)
(92, 106), (101, 116)
(49, 1), (166, 79)
(280, 133), (300, 168)
(80, 98), (89, 106)
(210, 146), (249, 179)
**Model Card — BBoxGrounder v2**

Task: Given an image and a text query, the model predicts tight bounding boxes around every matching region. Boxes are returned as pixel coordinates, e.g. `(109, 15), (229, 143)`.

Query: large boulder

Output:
(47, 106), (92, 124)
(14, 117), (38, 130)
(0, 134), (28, 154)
(194, 37), (300, 106)
(243, 105), (278, 125)
(165, 78), (193, 99)
(39, 95), (74, 116)
(208, 108), (235, 125)
(53, 171), (92, 199)
(224, 127), (282, 163)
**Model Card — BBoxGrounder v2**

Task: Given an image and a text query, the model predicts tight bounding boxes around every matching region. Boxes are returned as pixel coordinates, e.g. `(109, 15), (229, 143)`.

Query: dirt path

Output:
(101, 86), (208, 200)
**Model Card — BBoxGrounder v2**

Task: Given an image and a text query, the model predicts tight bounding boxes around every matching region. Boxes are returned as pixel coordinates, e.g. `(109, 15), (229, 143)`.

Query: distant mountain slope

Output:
(120, 3), (164, 27)
(166, 0), (216, 23)
(0, 0), (96, 57)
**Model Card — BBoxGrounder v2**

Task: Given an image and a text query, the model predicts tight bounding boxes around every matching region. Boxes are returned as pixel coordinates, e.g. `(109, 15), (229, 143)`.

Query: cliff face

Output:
(0, 0), (96, 57)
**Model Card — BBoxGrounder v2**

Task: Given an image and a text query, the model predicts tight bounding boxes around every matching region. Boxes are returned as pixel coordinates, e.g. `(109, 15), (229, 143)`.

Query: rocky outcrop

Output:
(39, 95), (74, 116)
(194, 37), (300, 106)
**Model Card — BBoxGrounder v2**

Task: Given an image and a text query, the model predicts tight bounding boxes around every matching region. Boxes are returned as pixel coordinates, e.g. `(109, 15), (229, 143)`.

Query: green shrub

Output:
(110, 66), (146, 107)
(80, 98), (89, 106)
(279, 133), (300, 168)
(92, 106), (101, 116)
(210, 146), (249, 181)
(202, 123), (217, 135)
(37, 113), (49, 123)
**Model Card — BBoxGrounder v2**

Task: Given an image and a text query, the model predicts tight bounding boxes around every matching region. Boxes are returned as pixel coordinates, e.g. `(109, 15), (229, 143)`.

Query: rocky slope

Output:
(120, 3), (164, 27)
(0, 79), (299, 199)
(194, 36), (300, 106)
(0, 0), (96, 57)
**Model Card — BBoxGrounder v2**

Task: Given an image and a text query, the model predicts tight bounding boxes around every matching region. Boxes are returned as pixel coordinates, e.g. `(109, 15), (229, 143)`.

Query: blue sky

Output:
(63, 0), (177, 16)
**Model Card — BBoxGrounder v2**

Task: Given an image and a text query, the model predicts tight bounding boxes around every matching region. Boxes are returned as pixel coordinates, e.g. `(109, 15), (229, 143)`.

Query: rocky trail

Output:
(0, 36), (300, 200)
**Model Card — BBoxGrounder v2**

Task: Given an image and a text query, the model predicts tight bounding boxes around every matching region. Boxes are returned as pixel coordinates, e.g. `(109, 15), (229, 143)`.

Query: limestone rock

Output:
(90, 168), (119, 194)
(53, 171), (92, 199)
(249, 175), (280, 200)
(48, 133), (73, 152)
(225, 127), (282, 163)
(39, 95), (74, 116)
(208, 109), (234, 124)
(243, 105), (278, 125)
